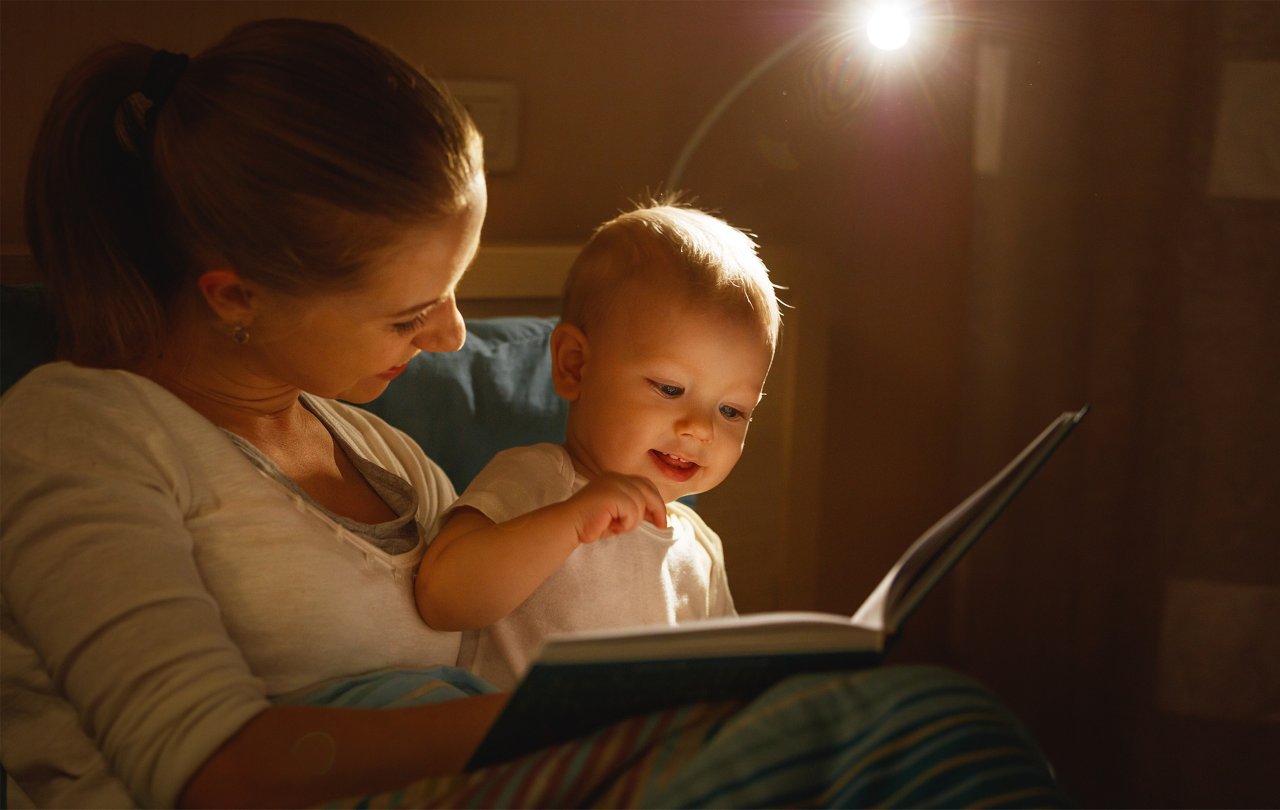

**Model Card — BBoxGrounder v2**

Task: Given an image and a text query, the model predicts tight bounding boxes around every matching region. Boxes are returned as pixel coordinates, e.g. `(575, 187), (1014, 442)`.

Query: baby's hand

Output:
(565, 473), (668, 545)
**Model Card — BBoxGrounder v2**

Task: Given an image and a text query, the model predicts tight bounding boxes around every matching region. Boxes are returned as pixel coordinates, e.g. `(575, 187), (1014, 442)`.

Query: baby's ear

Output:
(550, 322), (588, 402)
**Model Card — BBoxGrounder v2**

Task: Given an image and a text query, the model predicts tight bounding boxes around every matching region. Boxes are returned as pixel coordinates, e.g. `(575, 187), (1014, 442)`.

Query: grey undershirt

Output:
(222, 402), (422, 556)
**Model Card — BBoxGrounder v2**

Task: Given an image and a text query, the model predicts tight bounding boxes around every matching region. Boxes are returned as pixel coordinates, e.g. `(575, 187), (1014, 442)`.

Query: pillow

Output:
(360, 317), (568, 493)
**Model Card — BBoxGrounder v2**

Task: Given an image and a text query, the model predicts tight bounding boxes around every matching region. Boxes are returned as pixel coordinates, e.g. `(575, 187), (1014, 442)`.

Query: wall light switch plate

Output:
(447, 80), (520, 174)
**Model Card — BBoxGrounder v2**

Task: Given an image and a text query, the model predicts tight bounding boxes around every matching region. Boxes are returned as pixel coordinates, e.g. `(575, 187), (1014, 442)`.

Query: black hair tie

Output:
(140, 49), (189, 128)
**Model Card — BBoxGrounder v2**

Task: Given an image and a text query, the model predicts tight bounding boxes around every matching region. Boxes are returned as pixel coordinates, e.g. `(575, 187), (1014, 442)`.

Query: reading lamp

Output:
(665, 0), (927, 190)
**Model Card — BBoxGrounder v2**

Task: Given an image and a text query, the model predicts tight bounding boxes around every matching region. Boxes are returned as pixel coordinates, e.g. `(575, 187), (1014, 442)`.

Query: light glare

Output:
(867, 5), (911, 51)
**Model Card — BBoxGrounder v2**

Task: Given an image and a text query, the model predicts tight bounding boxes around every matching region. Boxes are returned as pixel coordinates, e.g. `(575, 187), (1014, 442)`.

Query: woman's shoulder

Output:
(1, 361), (180, 422)
(0, 362), (225, 464)
(0, 363), (239, 509)
(5, 359), (128, 393)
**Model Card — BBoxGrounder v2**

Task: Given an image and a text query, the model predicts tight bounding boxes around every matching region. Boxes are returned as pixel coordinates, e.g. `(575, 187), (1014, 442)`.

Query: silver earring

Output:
(232, 324), (250, 345)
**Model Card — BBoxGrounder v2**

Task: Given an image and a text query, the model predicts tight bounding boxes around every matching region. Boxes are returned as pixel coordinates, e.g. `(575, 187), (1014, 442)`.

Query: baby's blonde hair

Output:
(561, 201), (782, 352)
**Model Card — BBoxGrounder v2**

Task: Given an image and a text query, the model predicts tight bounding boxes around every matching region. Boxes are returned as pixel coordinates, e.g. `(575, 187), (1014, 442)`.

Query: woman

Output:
(1, 18), (1066, 809)
(3, 18), (504, 807)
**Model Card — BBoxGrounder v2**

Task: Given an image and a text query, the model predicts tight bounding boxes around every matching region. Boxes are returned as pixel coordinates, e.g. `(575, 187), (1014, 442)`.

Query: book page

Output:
(539, 611), (879, 663)
(853, 408), (1087, 635)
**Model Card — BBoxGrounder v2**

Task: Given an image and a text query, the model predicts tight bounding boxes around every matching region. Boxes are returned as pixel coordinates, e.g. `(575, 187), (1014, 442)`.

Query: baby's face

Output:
(564, 290), (773, 503)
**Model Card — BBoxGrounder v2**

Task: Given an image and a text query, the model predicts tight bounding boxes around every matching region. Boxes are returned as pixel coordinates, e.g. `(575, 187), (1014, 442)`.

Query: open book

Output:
(466, 407), (1089, 770)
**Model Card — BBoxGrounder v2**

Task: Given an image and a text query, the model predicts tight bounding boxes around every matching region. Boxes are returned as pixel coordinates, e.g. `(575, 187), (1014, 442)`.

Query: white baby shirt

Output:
(445, 443), (736, 689)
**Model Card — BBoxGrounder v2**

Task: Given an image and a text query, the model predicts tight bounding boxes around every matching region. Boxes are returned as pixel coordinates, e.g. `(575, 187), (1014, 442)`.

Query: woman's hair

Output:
(24, 18), (482, 368)
(561, 201), (783, 353)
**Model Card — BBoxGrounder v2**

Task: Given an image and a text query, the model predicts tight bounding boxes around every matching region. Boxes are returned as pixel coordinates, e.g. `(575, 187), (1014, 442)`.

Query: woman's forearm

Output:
(178, 693), (509, 809)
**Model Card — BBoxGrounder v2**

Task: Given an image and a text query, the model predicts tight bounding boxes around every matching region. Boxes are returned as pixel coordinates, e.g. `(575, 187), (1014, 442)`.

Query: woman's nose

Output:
(412, 301), (466, 353)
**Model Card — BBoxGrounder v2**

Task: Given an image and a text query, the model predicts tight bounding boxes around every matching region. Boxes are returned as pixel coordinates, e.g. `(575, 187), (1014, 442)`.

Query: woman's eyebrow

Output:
(388, 296), (445, 318)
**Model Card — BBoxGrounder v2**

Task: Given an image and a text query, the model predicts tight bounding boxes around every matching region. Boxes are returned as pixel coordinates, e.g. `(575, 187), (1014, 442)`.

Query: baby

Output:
(415, 201), (782, 689)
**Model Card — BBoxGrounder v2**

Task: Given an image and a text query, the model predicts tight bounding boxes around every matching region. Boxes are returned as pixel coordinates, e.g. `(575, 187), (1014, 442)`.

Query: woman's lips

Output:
(649, 449), (700, 483)
(378, 362), (410, 381)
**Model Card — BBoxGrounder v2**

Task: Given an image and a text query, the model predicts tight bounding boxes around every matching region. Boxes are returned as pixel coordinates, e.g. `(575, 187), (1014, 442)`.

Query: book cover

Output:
(466, 407), (1088, 770)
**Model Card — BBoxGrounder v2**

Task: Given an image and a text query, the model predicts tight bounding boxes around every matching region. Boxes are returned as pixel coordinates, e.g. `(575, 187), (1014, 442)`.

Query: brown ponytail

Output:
(24, 19), (482, 369)
(24, 43), (170, 368)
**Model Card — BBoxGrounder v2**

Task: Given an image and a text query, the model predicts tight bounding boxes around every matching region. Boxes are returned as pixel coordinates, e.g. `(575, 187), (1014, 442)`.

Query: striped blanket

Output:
(279, 665), (1069, 808)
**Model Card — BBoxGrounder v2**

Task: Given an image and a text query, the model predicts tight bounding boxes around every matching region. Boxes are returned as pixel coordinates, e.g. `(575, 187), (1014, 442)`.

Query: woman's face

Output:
(248, 175), (487, 403)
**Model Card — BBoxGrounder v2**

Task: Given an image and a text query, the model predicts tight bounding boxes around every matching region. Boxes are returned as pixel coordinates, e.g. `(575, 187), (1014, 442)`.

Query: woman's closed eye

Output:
(391, 299), (450, 335)
(391, 310), (430, 335)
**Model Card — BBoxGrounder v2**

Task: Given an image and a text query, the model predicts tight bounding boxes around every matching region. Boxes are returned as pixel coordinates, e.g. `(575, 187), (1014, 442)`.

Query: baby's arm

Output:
(415, 473), (667, 631)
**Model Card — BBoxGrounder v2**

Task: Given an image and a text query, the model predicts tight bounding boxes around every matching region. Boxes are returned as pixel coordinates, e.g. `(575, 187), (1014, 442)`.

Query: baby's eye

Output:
(649, 380), (683, 398)
(719, 404), (746, 421)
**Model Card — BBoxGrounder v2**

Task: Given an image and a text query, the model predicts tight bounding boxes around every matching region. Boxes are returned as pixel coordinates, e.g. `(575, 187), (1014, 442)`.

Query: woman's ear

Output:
(550, 322), (588, 402)
(196, 268), (258, 328)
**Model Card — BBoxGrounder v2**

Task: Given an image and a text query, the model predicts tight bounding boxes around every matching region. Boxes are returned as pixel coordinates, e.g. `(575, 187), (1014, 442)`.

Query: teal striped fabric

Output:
(298, 664), (1068, 808)
(641, 667), (1068, 808)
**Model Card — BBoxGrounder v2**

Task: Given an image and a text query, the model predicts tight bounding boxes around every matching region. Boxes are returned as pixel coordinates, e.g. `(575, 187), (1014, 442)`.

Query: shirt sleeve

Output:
(446, 443), (575, 525)
(0, 368), (270, 807)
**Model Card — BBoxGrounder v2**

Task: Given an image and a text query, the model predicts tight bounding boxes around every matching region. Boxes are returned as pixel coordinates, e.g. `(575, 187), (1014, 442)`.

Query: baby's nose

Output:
(678, 410), (714, 441)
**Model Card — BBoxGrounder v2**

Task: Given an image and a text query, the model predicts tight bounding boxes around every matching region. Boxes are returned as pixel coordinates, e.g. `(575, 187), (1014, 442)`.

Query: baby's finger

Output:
(623, 488), (651, 531)
(638, 480), (667, 529)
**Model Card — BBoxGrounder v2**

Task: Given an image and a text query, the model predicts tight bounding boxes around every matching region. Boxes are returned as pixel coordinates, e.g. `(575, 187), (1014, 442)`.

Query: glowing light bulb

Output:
(867, 5), (911, 51)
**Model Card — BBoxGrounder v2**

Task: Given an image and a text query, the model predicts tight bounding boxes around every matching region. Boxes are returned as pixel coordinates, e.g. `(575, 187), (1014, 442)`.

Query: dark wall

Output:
(935, 2), (1279, 806)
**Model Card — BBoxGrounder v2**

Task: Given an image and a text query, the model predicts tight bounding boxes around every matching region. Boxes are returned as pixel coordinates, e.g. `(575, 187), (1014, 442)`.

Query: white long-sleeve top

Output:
(0, 363), (460, 808)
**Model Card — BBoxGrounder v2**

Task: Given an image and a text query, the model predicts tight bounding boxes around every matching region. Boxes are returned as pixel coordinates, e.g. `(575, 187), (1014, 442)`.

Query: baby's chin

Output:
(656, 479), (708, 506)
(645, 474), (693, 505)
(653, 465), (729, 505)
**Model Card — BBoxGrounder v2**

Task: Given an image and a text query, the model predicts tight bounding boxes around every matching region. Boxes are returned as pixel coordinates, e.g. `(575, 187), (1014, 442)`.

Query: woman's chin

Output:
(334, 378), (390, 404)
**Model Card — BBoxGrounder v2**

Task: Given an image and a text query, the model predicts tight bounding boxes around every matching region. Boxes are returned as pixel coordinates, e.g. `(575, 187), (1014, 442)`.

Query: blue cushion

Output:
(360, 317), (568, 493)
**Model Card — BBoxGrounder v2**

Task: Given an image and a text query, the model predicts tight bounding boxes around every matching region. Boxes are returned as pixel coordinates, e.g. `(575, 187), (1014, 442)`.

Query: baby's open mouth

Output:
(652, 450), (697, 470)
(649, 450), (700, 482)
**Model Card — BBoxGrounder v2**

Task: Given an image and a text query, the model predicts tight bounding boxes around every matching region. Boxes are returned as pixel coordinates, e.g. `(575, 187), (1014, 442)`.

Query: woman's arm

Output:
(179, 693), (508, 809)
(415, 473), (667, 630)
(2, 370), (482, 807)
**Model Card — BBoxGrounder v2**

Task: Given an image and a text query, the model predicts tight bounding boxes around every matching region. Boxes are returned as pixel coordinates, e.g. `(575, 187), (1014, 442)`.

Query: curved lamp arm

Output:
(665, 23), (820, 191)
(664, 2), (920, 192)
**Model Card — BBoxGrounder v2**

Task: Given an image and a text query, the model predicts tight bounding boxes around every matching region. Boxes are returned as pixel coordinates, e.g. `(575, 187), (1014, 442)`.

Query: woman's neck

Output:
(145, 313), (305, 438)
(158, 367), (303, 434)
